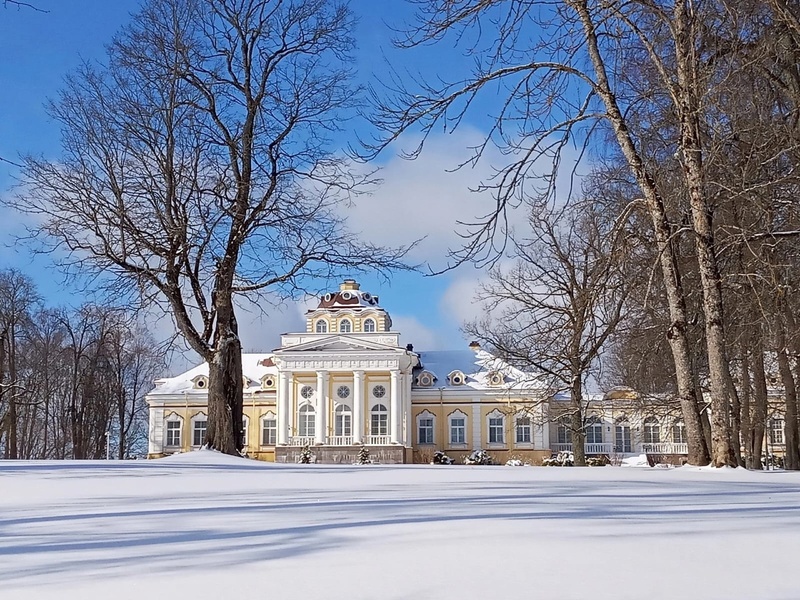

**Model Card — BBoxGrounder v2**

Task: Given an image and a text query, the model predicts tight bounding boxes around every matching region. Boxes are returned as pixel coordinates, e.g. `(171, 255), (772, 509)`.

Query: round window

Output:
(341, 291), (352, 300)
(300, 385), (314, 399)
(373, 384), (386, 398)
(337, 385), (350, 399)
(323, 293), (332, 302)
(196, 378), (206, 388)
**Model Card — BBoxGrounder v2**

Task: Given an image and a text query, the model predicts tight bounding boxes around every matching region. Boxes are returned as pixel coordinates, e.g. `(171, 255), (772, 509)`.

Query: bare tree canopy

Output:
(8, 0), (412, 455)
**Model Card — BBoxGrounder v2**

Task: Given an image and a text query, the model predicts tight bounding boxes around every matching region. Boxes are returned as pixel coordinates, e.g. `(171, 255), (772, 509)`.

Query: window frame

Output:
(585, 416), (603, 445)
(487, 411), (505, 445)
(261, 413), (277, 446)
(370, 403), (388, 436)
(298, 404), (316, 437)
(643, 416), (661, 445)
(363, 318), (376, 333)
(165, 418), (182, 447)
(191, 415), (207, 447)
(515, 415), (532, 444)
(335, 404), (352, 437)
(339, 318), (352, 333)
(449, 412), (467, 446)
(315, 320), (328, 333)
(417, 412), (435, 445)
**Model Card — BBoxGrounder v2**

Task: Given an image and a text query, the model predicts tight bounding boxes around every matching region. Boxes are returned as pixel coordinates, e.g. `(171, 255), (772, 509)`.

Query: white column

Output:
(390, 369), (401, 444)
(315, 371), (328, 445)
(353, 370), (364, 444)
(148, 407), (163, 455)
(277, 371), (290, 445)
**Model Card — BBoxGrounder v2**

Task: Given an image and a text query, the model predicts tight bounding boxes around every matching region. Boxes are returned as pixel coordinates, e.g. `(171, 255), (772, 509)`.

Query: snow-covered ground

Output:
(2, 452), (798, 600)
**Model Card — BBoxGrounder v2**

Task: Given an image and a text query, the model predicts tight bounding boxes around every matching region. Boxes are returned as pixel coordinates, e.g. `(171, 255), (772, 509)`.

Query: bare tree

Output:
(10, 0), (411, 455)
(466, 200), (630, 465)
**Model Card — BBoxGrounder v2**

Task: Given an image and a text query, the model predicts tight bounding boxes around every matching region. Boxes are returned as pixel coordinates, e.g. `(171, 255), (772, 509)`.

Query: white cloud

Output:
(392, 314), (439, 351)
(439, 271), (490, 328)
(345, 128), (506, 267)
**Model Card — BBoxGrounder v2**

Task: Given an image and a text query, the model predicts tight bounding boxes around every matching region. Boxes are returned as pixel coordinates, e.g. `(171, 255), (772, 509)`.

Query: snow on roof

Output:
(416, 349), (546, 391)
(149, 353), (277, 396)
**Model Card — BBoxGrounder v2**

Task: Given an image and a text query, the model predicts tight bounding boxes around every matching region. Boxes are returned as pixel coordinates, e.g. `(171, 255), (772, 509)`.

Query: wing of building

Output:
(146, 279), (712, 463)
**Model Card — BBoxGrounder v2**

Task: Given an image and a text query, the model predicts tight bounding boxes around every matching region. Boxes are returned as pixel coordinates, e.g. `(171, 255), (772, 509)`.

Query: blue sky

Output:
(0, 0), (506, 363)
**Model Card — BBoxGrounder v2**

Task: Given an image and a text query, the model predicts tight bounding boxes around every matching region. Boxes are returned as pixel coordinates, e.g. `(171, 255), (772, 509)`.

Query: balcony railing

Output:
(328, 436), (353, 446)
(289, 436), (316, 446)
(366, 435), (391, 445)
(550, 443), (614, 454)
(643, 442), (688, 454)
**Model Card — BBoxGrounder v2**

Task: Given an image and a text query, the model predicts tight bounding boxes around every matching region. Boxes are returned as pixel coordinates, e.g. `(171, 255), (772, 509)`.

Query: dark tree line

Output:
(0, 270), (163, 459)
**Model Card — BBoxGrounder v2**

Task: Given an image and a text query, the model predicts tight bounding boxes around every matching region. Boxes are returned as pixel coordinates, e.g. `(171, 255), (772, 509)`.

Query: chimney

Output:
(406, 343), (414, 352)
(468, 341), (481, 352)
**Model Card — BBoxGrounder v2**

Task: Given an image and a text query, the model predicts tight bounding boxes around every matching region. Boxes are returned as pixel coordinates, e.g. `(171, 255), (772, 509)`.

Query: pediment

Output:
(275, 335), (402, 354)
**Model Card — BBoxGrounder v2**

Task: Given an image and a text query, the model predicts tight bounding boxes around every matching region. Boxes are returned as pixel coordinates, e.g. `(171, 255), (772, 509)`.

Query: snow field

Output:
(1, 451), (798, 600)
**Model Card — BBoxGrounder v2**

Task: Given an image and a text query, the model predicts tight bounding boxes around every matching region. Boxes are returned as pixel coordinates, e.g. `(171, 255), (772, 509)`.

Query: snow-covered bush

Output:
(542, 451), (574, 466)
(299, 445), (313, 464)
(357, 446), (371, 465)
(586, 455), (609, 467)
(464, 449), (492, 465)
(505, 459), (524, 467)
(432, 450), (454, 465)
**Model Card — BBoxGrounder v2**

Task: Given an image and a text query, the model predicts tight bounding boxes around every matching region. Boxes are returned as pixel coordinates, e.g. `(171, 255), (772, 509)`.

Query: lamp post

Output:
(106, 431), (111, 460)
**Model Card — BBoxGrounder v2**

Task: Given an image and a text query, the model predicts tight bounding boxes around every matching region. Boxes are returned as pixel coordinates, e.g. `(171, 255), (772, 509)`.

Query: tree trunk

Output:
(571, 375), (586, 467)
(674, 0), (735, 467)
(740, 344), (753, 468)
(205, 308), (243, 456)
(751, 343), (768, 470)
(571, 0), (710, 465)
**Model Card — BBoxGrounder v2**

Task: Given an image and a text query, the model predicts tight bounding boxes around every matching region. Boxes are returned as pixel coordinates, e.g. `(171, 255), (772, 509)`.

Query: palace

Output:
(146, 279), (786, 464)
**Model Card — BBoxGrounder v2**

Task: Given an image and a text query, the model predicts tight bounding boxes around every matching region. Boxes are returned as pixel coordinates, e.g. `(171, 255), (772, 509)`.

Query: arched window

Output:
(335, 405), (352, 437)
(585, 415), (603, 445)
(261, 412), (277, 446)
(615, 417), (632, 453)
(315, 320), (328, 333)
(672, 420), (687, 444)
(299, 404), (316, 437)
(339, 319), (352, 333)
(363, 318), (376, 332)
(643, 417), (660, 444)
(371, 404), (388, 435)
(417, 411), (435, 445)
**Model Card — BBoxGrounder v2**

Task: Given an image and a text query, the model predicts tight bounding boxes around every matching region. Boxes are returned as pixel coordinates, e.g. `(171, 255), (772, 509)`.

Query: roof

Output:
(149, 353), (277, 396)
(415, 349), (546, 391)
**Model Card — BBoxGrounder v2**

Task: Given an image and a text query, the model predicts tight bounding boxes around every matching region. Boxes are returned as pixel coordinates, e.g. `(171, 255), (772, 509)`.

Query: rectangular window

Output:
(371, 414), (388, 436)
(672, 423), (687, 445)
(489, 417), (504, 444)
(450, 417), (466, 445)
(770, 420), (785, 445)
(418, 417), (434, 445)
(516, 417), (531, 444)
(262, 418), (277, 446)
(166, 421), (181, 446)
(193, 420), (207, 446)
